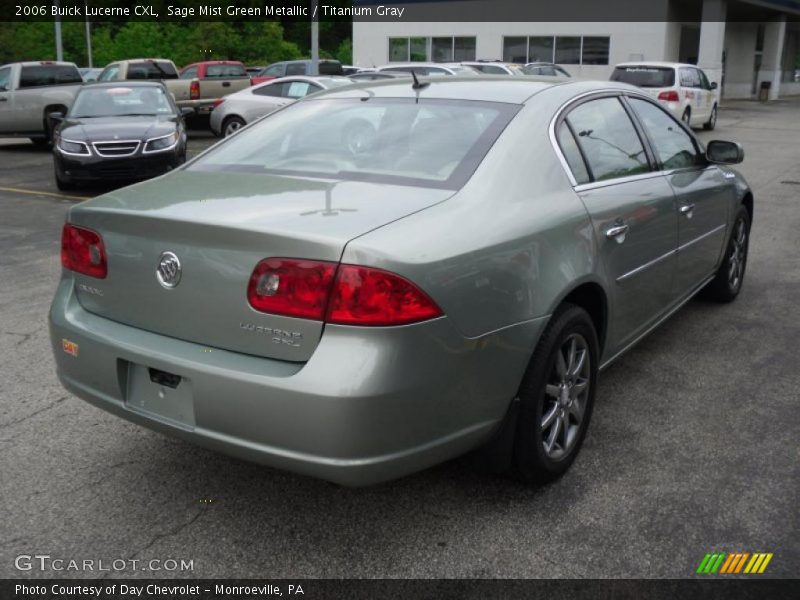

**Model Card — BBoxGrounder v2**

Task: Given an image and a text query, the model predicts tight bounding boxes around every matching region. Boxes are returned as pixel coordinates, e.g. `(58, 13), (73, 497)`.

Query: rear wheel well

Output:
(560, 283), (608, 355)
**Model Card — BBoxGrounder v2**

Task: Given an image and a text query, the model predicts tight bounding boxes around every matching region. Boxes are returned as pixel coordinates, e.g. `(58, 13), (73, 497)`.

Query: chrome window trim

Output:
(677, 223), (726, 253)
(616, 247), (676, 284)
(549, 88), (706, 190)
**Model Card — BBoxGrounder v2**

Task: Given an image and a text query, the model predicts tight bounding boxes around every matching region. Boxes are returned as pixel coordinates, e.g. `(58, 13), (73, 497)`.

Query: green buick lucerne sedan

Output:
(50, 77), (752, 485)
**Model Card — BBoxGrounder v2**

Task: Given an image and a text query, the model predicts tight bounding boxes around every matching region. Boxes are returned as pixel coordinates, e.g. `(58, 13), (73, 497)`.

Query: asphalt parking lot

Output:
(1, 101), (798, 580)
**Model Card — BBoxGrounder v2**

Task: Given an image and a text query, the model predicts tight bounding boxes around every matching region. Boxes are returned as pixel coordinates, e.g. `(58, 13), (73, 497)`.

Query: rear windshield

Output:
(19, 65), (82, 88)
(319, 62), (344, 75)
(190, 98), (519, 190)
(206, 64), (247, 78)
(611, 66), (675, 87)
(127, 61), (178, 80)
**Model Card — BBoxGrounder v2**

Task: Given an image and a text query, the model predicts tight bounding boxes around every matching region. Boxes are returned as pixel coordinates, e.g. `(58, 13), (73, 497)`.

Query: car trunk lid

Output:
(68, 171), (452, 362)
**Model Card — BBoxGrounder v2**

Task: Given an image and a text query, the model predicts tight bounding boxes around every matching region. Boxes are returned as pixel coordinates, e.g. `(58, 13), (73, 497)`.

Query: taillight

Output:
(61, 224), (107, 279)
(248, 259), (337, 320)
(190, 80), (200, 100)
(658, 90), (680, 102)
(327, 265), (442, 326)
(247, 259), (442, 326)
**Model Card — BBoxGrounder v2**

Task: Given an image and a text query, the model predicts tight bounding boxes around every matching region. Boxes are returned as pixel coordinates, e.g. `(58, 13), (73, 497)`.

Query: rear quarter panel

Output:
(342, 88), (600, 343)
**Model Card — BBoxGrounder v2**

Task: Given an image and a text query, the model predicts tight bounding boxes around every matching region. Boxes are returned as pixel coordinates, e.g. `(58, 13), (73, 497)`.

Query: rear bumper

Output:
(49, 277), (545, 485)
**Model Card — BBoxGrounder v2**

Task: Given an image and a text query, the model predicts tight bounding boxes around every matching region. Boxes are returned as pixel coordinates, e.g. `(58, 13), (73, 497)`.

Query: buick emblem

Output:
(156, 251), (181, 288)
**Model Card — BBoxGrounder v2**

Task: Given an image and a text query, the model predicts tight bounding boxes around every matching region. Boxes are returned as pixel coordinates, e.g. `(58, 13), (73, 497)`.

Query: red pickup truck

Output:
(178, 61), (252, 115)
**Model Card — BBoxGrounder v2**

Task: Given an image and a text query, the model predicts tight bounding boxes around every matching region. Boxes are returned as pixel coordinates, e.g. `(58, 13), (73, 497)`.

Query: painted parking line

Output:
(0, 186), (89, 202)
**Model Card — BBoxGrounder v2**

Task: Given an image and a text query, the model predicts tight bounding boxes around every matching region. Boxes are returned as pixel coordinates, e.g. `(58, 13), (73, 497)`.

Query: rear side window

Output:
(285, 63), (307, 76)
(556, 122), (591, 185)
(98, 66), (120, 81)
(19, 65), (82, 87)
(611, 66), (675, 88)
(628, 98), (700, 170)
(566, 97), (649, 182)
(206, 64), (247, 78)
(253, 82), (286, 97)
(127, 61), (178, 80)
(284, 81), (318, 98)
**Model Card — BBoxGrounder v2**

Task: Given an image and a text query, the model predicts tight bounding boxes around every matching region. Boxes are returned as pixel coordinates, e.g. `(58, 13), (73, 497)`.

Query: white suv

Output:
(610, 62), (719, 130)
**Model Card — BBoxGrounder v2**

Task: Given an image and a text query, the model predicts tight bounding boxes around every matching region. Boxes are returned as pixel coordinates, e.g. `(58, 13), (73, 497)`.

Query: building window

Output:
(555, 37), (582, 64)
(528, 37), (554, 63)
(503, 37), (528, 63)
(581, 37), (611, 65)
(389, 36), (476, 62)
(502, 35), (610, 65)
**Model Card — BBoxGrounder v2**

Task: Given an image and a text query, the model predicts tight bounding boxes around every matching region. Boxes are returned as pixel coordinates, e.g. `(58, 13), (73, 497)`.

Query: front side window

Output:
(98, 66), (120, 82)
(262, 64), (284, 77)
(190, 98), (519, 190)
(696, 68), (712, 90)
(284, 81), (319, 98)
(628, 98), (700, 170)
(566, 97), (649, 182)
(285, 63), (307, 76)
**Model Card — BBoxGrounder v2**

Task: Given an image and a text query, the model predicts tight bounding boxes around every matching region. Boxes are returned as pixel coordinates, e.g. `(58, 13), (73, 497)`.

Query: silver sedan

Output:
(50, 77), (752, 485)
(209, 75), (353, 137)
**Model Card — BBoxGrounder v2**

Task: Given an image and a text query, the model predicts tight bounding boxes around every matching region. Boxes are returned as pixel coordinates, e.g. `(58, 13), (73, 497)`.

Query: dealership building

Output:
(352, 0), (800, 99)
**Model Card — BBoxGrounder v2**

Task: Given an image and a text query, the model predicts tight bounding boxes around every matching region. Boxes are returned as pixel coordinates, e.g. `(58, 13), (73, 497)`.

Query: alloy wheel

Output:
(541, 333), (591, 460)
(728, 218), (747, 291)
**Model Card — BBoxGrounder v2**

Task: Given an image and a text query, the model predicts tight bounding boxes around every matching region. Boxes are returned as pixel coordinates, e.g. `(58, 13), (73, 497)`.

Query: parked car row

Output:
(49, 74), (752, 486)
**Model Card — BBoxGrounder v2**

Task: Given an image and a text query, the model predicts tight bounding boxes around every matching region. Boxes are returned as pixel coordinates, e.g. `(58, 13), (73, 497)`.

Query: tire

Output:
(222, 116), (246, 138)
(703, 104), (718, 131)
(682, 108), (692, 128)
(702, 205), (750, 302)
(513, 304), (599, 483)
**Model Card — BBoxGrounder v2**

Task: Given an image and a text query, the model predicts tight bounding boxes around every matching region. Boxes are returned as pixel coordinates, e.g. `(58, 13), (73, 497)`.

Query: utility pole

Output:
(310, 0), (319, 75)
(54, 0), (63, 62)
(85, 3), (92, 67)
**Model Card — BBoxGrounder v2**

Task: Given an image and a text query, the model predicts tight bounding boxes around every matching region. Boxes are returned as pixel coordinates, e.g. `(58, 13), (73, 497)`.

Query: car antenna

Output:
(411, 70), (429, 91)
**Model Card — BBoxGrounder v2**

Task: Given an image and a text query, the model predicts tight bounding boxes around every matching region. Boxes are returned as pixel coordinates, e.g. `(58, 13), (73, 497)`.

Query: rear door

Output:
(626, 96), (731, 296)
(557, 95), (678, 352)
(0, 66), (12, 134)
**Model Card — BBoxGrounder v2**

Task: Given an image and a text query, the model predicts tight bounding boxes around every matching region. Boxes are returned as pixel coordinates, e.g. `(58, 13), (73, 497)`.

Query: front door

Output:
(626, 96), (730, 297)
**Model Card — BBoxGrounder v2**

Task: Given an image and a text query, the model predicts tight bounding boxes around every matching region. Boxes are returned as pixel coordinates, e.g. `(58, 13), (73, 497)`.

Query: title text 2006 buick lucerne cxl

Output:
(50, 77), (752, 485)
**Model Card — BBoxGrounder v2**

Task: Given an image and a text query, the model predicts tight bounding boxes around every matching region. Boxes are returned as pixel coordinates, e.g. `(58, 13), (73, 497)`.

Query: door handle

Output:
(222, 81), (231, 87)
(605, 223), (629, 243)
(680, 203), (695, 218)
(0, 97), (7, 102)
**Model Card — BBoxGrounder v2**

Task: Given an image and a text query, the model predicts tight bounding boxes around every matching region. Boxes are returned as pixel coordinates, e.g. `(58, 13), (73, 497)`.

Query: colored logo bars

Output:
(697, 552), (774, 574)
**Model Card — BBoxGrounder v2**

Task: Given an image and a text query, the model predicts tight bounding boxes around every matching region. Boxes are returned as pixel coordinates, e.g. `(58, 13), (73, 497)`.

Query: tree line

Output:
(0, 21), (352, 68)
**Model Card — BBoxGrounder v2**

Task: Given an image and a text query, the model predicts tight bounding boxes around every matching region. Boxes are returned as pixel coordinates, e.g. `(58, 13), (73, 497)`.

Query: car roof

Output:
(13, 61), (78, 67)
(614, 61), (698, 69)
(310, 75), (583, 104)
(315, 77), (644, 105)
(81, 80), (167, 88)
